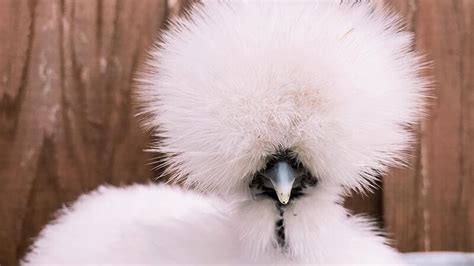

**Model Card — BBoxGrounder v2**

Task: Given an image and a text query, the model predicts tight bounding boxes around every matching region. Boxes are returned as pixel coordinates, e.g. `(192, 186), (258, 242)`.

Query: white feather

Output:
(24, 1), (427, 264)
(138, 0), (427, 194)
(24, 184), (404, 264)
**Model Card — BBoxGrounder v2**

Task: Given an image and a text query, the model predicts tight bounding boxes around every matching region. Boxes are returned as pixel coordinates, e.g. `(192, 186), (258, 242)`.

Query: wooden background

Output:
(0, 0), (472, 265)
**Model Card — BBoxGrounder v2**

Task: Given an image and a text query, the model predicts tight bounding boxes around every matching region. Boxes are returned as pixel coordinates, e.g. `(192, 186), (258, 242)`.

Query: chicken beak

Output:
(262, 161), (298, 205)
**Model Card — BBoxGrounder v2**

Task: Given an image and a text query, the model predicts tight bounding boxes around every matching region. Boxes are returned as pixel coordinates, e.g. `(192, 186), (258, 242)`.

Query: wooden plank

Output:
(383, 0), (474, 252)
(1, 0), (472, 263)
(382, 0), (427, 252)
(0, 0), (167, 264)
(344, 183), (383, 224)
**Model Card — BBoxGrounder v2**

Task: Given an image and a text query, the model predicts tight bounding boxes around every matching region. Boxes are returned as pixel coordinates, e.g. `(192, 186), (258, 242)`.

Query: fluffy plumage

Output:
(24, 1), (427, 264)
(24, 184), (402, 264)
(138, 0), (426, 194)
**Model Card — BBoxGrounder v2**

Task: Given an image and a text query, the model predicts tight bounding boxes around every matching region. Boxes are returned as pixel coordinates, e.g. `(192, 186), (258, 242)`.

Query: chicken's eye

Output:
(301, 174), (318, 188)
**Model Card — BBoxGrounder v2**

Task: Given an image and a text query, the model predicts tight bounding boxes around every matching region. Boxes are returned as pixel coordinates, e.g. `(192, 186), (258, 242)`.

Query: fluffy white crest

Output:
(136, 1), (427, 194)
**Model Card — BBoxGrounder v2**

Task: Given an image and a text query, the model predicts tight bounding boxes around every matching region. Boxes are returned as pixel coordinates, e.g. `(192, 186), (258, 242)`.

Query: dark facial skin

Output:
(249, 150), (318, 205)
(248, 149), (319, 248)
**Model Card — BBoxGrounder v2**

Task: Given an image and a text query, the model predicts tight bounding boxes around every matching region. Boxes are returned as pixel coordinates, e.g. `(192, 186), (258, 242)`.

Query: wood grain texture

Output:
(1, 0), (473, 264)
(0, 0), (167, 264)
(344, 183), (383, 225)
(383, 0), (474, 252)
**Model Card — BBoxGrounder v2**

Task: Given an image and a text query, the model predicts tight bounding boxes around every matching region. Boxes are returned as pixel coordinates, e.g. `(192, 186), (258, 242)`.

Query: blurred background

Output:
(0, 0), (473, 265)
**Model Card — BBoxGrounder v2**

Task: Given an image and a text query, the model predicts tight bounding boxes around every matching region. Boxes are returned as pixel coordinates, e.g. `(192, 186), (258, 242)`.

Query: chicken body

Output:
(24, 1), (427, 264)
(24, 184), (403, 264)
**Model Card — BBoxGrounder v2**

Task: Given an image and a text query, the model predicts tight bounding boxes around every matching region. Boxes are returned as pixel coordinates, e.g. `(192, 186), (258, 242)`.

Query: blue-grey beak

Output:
(261, 161), (302, 204)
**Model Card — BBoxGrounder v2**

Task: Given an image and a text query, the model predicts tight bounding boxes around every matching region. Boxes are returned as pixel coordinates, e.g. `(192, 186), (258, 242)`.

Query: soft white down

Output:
(23, 1), (428, 264)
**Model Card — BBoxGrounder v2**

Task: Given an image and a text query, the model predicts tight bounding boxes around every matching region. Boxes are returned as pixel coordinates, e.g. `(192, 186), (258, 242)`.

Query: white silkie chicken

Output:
(23, 1), (428, 264)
